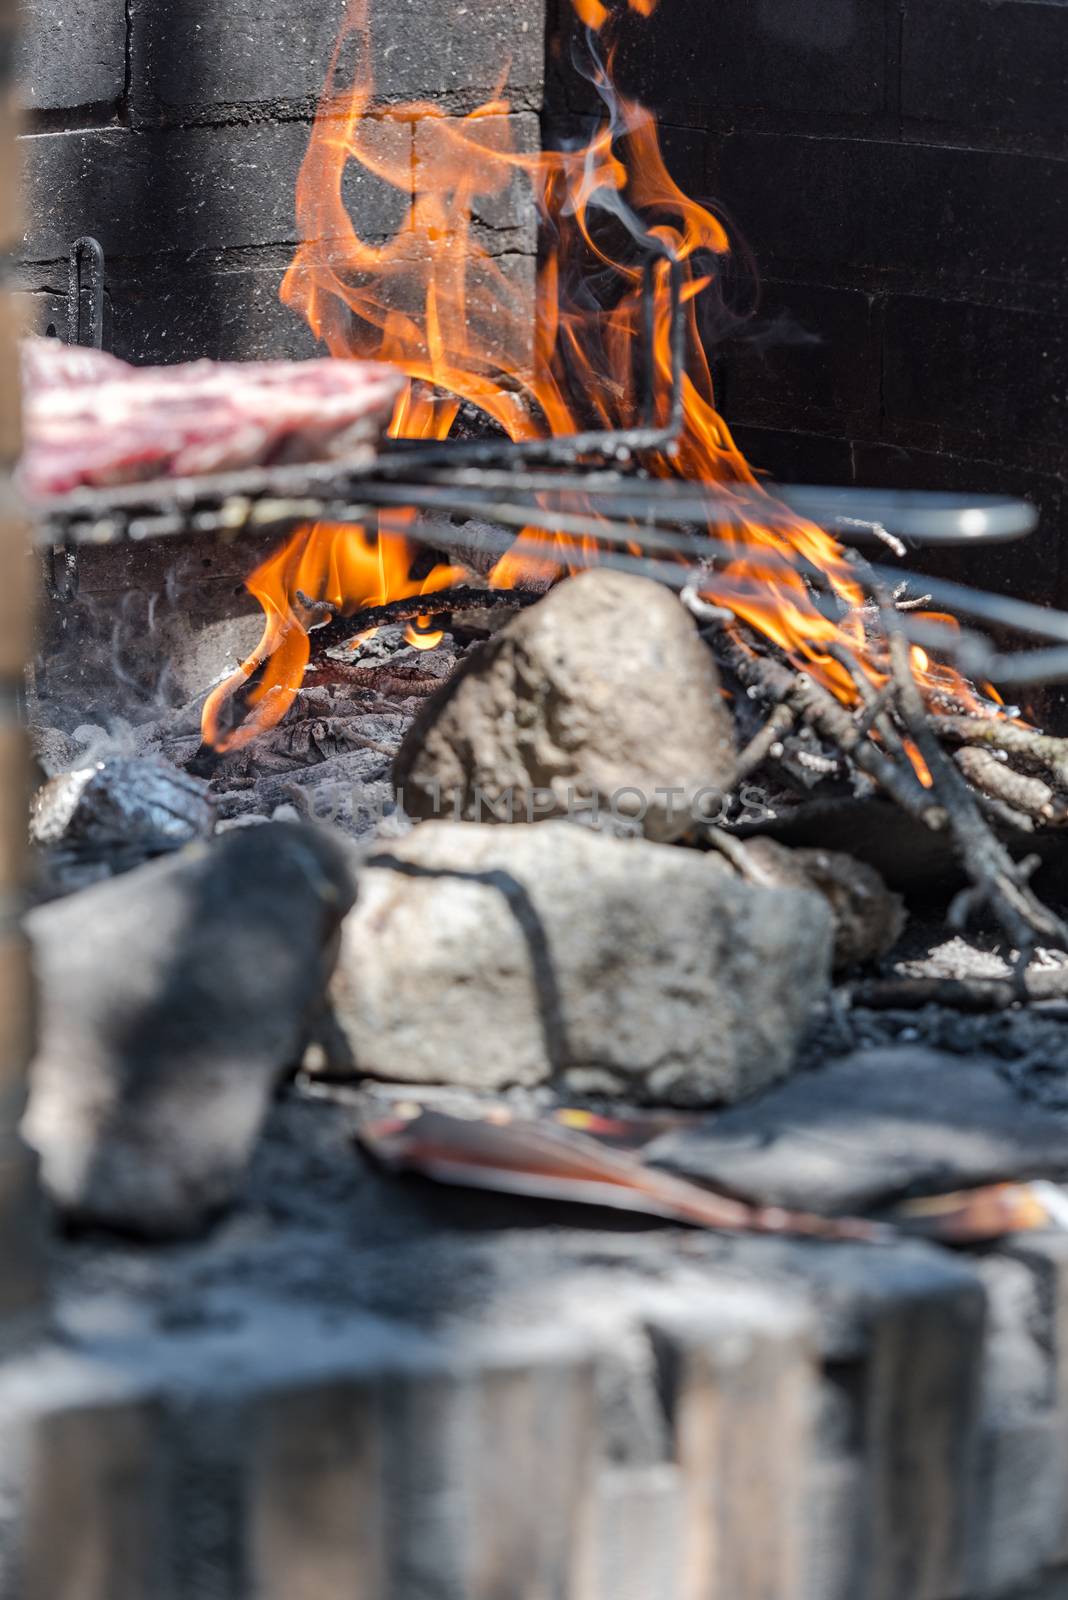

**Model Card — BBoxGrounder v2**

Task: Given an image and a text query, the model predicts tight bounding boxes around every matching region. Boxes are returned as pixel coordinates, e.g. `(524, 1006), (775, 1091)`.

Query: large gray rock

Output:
(326, 820), (833, 1105)
(23, 823), (356, 1236)
(394, 571), (736, 843)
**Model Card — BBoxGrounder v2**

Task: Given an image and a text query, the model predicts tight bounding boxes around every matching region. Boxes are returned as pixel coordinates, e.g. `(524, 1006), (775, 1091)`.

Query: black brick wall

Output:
(15, 0), (544, 362)
(548, 0), (1068, 615)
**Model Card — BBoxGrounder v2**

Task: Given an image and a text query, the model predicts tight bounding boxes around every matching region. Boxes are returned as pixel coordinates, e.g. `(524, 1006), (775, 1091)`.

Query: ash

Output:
(31, 617), (472, 846)
(805, 917), (1068, 1107)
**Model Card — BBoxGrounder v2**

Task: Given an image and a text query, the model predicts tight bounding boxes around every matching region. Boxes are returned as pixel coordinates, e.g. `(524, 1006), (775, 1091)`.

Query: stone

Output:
(326, 819), (833, 1104)
(395, 572), (737, 844)
(648, 1048), (1068, 1213)
(730, 836), (906, 970)
(23, 822), (356, 1236)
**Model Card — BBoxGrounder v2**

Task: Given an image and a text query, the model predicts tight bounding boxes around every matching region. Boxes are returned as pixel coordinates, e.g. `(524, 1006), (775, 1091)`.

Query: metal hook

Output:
(67, 236), (105, 351)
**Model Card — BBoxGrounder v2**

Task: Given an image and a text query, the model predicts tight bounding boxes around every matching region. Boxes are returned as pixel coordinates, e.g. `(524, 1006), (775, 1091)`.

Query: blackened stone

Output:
(646, 1048), (1068, 1213)
(902, 0), (1068, 148)
(883, 296), (1068, 451)
(19, 122), (407, 265)
(128, 0), (348, 123)
(23, 822), (356, 1237)
(17, 0), (125, 115)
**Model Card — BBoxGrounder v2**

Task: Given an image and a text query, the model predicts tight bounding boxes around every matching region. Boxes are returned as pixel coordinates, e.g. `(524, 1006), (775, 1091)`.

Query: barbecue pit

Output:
(3, 2), (1068, 1598)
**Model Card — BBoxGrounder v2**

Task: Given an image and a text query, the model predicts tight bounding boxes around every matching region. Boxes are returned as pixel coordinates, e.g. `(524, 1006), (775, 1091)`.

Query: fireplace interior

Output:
(4, 2), (1068, 1599)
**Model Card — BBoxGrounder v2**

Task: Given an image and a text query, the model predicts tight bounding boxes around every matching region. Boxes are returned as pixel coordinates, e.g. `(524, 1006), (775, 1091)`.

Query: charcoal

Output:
(22, 821), (356, 1237)
(646, 1048), (1068, 1213)
(30, 755), (216, 895)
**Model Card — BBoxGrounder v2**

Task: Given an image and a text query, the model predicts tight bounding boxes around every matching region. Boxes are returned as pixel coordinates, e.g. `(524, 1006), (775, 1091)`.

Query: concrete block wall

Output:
(547, 0), (1068, 619)
(15, 0), (545, 363)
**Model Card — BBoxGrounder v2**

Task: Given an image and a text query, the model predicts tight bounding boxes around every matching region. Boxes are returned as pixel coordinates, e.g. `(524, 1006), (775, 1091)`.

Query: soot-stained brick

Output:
(718, 283), (879, 433)
(19, 121), (408, 264)
(708, 133), (1068, 304)
(17, 0), (125, 115)
(902, 0), (1068, 150)
(108, 265), (323, 365)
(129, 0), (544, 124)
(561, 0), (887, 125)
(883, 296), (1068, 452)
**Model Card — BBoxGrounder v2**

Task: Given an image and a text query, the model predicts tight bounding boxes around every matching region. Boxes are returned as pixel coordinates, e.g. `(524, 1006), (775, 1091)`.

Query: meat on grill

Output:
(19, 338), (407, 500)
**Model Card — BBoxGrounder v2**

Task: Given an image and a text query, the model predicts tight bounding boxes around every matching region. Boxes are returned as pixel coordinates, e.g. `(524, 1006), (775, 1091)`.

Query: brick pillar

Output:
(0, 0), (42, 1324)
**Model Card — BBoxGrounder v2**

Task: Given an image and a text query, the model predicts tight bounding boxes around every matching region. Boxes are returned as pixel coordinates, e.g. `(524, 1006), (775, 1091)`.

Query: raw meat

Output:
(19, 337), (406, 501)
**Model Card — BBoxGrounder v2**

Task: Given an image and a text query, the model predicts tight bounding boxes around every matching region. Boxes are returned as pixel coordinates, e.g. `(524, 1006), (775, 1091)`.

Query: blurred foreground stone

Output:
(22, 822), (354, 1235)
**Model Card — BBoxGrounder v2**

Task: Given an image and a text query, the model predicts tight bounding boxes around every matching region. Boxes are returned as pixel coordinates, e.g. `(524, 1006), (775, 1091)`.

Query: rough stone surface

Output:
(17, 0), (126, 114)
(733, 836), (906, 970)
(327, 819), (833, 1104)
(648, 1048), (1068, 1213)
(396, 572), (737, 844)
(23, 822), (356, 1236)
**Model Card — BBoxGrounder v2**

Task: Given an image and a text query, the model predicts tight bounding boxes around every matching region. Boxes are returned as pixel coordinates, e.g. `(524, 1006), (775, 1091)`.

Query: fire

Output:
(202, 0), (985, 756)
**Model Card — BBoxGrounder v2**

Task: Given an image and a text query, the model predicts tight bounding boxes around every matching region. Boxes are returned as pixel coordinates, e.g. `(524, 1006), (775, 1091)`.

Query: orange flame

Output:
(202, 0), (986, 756)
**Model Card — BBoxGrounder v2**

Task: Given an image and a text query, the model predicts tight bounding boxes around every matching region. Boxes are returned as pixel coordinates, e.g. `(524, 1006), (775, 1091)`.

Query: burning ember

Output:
(202, 0), (985, 755)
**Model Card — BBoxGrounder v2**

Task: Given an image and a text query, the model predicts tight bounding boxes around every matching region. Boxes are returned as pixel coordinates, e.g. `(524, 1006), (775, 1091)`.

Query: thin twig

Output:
(936, 716), (1068, 794)
(734, 701), (797, 781)
(954, 746), (1064, 824)
(884, 611), (1068, 957)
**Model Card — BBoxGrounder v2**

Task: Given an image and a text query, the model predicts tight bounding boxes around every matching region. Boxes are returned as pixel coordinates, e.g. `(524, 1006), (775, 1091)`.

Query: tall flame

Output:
(201, 0), (979, 755)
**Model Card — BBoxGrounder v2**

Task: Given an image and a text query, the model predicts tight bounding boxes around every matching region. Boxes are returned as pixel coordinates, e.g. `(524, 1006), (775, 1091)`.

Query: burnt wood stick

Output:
(935, 716), (1068, 793)
(825, 642), (909, 758)
(885, 624), (1068, 956)
(734, 702), (797, 781)
(714, 625), (947, 826)
(851, 967), (1068, 1013)
(953, 746), (1064, 824)
(310, 585), (539, 651)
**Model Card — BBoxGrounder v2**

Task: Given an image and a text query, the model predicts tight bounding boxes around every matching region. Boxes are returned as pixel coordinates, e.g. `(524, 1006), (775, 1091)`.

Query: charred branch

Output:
(850, 966), (1068, 1012)
(309, 585), (539, 653)
(953, 746), (1066, 824)
(935, 716), (1068, 794)
(884, 618), (1068, 957)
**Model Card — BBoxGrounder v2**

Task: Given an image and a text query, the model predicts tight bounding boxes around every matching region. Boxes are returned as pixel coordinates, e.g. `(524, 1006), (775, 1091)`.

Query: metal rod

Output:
(66, 235), (105, 351)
